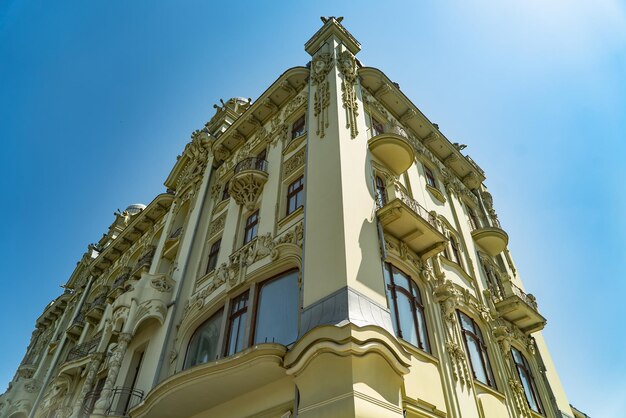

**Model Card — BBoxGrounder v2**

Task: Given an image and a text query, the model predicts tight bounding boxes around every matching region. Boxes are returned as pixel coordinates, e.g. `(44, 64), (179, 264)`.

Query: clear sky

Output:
(1, 1), (624, 416)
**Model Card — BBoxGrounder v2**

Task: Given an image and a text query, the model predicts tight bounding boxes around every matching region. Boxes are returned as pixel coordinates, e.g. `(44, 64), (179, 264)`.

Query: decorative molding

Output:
(208, 212), (227, 238)
(283, 147), (306, 178)
(337, 50), (359, 139)
(311, 53), (333, 138)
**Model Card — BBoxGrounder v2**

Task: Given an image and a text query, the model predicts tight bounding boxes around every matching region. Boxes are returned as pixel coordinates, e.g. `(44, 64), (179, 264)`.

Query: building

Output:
(0, 17), (585, 418)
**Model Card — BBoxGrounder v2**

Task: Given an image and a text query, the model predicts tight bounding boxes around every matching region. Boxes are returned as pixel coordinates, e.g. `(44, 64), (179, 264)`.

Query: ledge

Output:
(131, 344), (288, 418)
(277, 206), (303, 230)
(474, 380), (506, 400)
(426, 184), (446, 203)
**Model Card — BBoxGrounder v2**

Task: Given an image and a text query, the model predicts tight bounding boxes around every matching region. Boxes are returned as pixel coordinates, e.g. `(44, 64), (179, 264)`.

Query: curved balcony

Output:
(67, 312), (86, 338)
(228, 157), (269, 211)
(377, 189), (447, 259)
(131, 344), (287, 418)
(162, 226), (183, 260)
(368, 132), (415, 176)
(493, 281), (546, 334)
(469, 216), (508, 256)
(85, 292), (107, 324)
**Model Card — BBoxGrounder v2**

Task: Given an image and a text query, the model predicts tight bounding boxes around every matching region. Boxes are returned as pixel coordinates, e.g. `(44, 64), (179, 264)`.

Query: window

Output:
(291, 114), (306, 139)
(484, 264), (504, 298)
(206, 239), (221, 273)
(184, 309), (224, 369)
(221, 184), (230, 201)
(511, 347), (544, 414)
(254, 271), (299, 345)
(225, 292), (249, 356)
(458, 311), (496, 387)
(424, 165), (437, 188)
(286, 176), (304, 215)
(450, 235), (462, 266)
(375, 175), (387, 208)
(383, 263), (430, 353)
(244, 211), (259, 244)
(468, 206), (479, 230)
(372, 118), (384, 136)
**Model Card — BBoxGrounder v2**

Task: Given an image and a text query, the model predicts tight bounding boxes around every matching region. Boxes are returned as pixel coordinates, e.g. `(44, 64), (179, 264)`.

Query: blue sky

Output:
(1, 1), (624, 416)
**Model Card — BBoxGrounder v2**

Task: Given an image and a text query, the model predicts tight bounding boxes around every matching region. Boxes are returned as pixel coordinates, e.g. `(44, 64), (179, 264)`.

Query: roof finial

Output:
(320, 16), (343, 24)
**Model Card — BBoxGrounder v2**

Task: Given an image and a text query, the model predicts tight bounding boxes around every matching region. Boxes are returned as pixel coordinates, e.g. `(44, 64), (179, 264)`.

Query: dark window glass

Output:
(206, 239), (221, 273)
(372, 118), (384, 136)
(244, 211), (259, 244)
(221, 184), (230, 201)
(225, 292), (249, 356)
(468, 206), (479, 230)
(184, 309), (224, 369)
(375, 176), (387, 207)
(424, 166), (437, 188)
(484, 264), (504, 298)
(291, 114), (306, 139)
(458, 311), (496, 388)
(383, 263), (430, 353)
(287, 176), (304, 215)
(512, 347), (544, 414)
(450, 235), (462, 266)
(254, 271), (299, 345)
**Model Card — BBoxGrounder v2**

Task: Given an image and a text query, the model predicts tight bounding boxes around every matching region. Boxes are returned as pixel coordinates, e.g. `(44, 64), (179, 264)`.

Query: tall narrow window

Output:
(372, 118), (385, 136)
(286, 176), (304, 215)
(184, 309), (224, 368)
(383, 263), (430, 353)
(244, 211), (259, 244)
(291, 114), (306, 139)
(254, 270), (299, 345)
(512, 347), (544, 414)
(458, 311), (496, 388)
(225, 292), (249, 356)
(424, 165), (437, 188)
(468, 206), (479, 230)
(450, 235), (462, 266)
(375, 176), (387, 208)
(484, 264), (504, 298)
(206, 239), (221, 273)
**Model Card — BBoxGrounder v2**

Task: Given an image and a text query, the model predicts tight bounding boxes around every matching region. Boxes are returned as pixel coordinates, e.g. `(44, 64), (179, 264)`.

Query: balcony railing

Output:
(66, 332), (102, 362)
(106, 387), (145, 417)
(111, 272), (130, 291)
(234, 157), (268, 174)
(81, 390), (102, 418)
(398, 190), (439, 230)
(492, 280), (544, 334)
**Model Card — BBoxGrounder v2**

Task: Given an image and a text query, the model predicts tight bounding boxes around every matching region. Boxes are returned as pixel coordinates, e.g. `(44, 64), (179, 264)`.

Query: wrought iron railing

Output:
(89, 293), (107, 311)
(72, 311), (86, 326)
(66, 333), (101, 362)
(111, 272), (130, 290)
(81, 389), (102, 418)
(467, 213), (502, 231)
(234, 157), (268, 174)
(106, 387), (144, 416)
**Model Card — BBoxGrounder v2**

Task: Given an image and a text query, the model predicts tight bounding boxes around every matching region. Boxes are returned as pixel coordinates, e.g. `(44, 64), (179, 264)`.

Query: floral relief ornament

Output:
(338, 50), (359, 139)
(311, 53), (333, 138)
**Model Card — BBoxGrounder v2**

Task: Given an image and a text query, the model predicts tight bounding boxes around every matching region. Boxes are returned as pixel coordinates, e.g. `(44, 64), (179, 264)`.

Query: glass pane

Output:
(254, 271), (299, 345)
(416, 307), (430, 352)
(458, 311), (474, 333)
(226, 312), (247, 356)
(396, 292), (418, 346)
(519, 369), (540, 412)
(185, 310), (223, 369)
(466, 336), (488, 384)
(392, 267), (410, 290)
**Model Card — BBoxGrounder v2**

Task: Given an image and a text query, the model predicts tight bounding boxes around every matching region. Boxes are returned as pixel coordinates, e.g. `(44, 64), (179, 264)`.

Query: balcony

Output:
(162, 226), (183, 260)
(493, 281), (546, 334)
(228, 157), (269, 211)
(132, 246), (156, 279)
(108, 270), (131, 300)
(107, 387), (145, 417)
(469, 215), (508, 256)
(65, 332), (101, 364)
(368, 127), (415, 176)
(67, 312), (86, 338)
(377, 189), (447, 259)
(85, 292), (107, 324)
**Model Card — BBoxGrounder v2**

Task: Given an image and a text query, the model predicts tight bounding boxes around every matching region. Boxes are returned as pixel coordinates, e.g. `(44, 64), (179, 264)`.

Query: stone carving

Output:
(337, 50), (359, 139)
(509, 378), (532, 418)
(311, 53), (333, 138)
(93, 333), (132, 414)
(229, 172), (267, 211)
(445, 341), (471, 385)
(283, 90), (307, 121)
(209, 212), (227, 238)
(283, 147), (306, 178)
(69, 354), (102, 418)
(173, 131), (211, 192)
(24, 381), (38, 393)
(363, 89), (390, 120)
(150, 274), (174, 293)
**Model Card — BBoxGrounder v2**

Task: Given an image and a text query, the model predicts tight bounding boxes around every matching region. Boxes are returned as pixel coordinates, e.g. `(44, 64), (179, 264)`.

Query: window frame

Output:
(511, 347), (544, 415)
(243, 210), (259, 244)
(384, 263), (431, 353)
(183, 308), (225, 369)
(449, 235), (462, 266)
(224, 291), (250, 357)
(291, 114), (306, 139)
(424, 165), (437, 188)
(206, 239), (221, 274)
(457, 310), (496, 388)
(286, 176), (304, 216)
(375, 175), (387, 208)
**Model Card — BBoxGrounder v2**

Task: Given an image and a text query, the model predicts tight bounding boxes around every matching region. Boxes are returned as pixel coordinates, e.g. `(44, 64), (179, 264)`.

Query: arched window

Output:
(184, 309), (224, 369)
(383, 263), (430, 353)
(375, 176), (387, 208)
(253, 270), (299, 345)
(511, 347), (544, 414)
(458, 310), (496, 388)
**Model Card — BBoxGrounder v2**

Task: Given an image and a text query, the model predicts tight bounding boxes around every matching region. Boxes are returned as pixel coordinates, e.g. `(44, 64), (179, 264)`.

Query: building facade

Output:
(0, 18), (583, 418)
